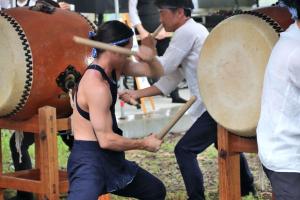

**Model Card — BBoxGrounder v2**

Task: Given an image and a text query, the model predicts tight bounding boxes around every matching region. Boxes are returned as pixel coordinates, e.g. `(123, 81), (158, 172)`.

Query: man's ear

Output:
(177, 8), (185, 17)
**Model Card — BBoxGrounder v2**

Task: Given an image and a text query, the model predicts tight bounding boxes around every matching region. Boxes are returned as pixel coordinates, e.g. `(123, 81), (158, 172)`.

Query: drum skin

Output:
(197, 6), (293, 137)
(0, 7), (94, 120)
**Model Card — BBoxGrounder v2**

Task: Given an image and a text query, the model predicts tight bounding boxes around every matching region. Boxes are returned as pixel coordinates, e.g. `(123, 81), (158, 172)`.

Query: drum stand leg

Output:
(218, 125), (258, 200)
(0, 106), (112, 200)
(0, 107), (62, 200)
(37, 107), (60, 200)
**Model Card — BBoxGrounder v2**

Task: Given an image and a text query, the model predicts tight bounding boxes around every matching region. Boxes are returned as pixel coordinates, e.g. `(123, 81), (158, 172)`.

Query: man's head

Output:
(90, 20), (134, 68)
(155, 0), (194, 32)
(92, 21), (132, 54)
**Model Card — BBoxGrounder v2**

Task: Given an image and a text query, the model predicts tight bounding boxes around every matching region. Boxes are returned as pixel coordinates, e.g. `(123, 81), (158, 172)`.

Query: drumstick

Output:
(73, 36), (136, 56)
(151, 24), (163, 38)
(157, 96), (197, 139)
(136, 24), (164, 40)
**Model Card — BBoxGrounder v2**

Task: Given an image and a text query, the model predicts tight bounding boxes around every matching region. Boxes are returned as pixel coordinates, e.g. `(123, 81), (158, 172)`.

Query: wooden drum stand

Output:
(218, 126), (275, 200)
(0, 106), (69, 200)
(218, 125), (258, 200)
(0, 106), (109, 200)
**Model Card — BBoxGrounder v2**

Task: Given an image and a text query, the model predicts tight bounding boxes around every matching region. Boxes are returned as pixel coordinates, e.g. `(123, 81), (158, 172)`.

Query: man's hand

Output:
(58, 2), (70, 10)
(119, 89), (139, 105)
(135, 45), (156, 63)
(155, 28), (172, 40)
(142, 133), (163, 152)
(141, 35), (157, 52)
(135, 24), (150, 40)
(139, 30), (150, 40)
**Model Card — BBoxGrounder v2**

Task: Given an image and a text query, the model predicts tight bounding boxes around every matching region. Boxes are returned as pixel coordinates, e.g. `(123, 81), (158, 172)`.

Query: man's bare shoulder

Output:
(82, 70), (111, 102)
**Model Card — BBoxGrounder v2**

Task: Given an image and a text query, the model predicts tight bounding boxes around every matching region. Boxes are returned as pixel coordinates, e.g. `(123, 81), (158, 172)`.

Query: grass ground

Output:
(1, 130), (272, 200)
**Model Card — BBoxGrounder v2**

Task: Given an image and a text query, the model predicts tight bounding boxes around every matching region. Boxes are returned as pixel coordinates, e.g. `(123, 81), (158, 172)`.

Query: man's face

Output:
(159, 8), (180, 32)
(114, 39), (133, 69)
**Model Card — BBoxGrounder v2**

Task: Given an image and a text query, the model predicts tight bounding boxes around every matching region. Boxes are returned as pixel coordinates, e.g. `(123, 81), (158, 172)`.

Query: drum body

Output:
(197, 7), (293, 137)
(0, 7), (94, 120)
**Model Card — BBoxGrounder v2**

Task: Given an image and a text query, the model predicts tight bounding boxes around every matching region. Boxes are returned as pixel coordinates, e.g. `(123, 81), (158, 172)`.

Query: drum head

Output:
(197, 14), (279, 136)
(0, 14), (31, 117)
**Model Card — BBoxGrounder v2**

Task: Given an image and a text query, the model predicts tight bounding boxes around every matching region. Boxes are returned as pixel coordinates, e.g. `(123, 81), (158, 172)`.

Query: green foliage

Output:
(1, 130), (13, 173)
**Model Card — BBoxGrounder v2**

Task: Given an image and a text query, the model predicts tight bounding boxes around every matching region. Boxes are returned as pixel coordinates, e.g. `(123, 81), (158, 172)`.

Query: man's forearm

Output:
(98, 131), (146, 151)
(136, 86), (162, 99)
(147, 58), (164, 78)
(136, 24), (148, 36)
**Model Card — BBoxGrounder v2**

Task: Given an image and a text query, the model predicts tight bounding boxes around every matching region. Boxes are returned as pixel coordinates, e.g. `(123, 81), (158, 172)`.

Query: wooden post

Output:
(218, 125), (258, 200)
(218, 126), (241, 200)
(0, 106), (71, 199)
(38, 106), (59, 200)
(135, 77), (155, 114)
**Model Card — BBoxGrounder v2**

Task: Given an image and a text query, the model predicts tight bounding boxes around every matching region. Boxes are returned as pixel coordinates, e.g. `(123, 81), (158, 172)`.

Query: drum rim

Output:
(0, 11), (33, 118)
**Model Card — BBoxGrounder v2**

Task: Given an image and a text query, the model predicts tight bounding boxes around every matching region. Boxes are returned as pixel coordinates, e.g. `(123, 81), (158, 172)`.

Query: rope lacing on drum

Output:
(0, 11), (33, 118)
(239, 10), (283, 34)
(79, 14), (97, 32)
(228, 9), (284, 35)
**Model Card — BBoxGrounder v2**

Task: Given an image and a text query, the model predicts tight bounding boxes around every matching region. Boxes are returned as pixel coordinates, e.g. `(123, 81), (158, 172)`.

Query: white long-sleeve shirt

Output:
(13, 0), (36, 7)
(8, 0), (74, 10)
(0, 0), (11, 10)
(128, 0), (141, 27)
(257, 22), (300, 173)
(154, 18), (209, 120)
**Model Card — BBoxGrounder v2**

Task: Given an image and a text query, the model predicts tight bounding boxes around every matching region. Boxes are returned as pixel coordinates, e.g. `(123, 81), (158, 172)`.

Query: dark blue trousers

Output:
(112, 167), (166, 200)
(67, 165), (166, 200)
(174, 112), (254, 200)
(67, 141), (165, 200)
(263, 166), (300, 200)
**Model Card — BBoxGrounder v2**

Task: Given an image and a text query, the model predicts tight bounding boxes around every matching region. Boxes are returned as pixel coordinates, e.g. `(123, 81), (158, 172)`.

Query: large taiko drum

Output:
(197, 6), (293, 137)
(0, 6), (94, 120)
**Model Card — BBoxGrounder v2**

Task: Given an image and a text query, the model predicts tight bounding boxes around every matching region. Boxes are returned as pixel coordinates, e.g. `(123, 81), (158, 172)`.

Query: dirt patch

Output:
(115, 132), (273, 200)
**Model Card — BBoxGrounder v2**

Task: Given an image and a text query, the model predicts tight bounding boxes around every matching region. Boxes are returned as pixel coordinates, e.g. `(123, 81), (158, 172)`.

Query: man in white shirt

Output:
(11, 0), (74, 10)
(128, 0), (186, 103)
(257, 1), (300, 199)
(0, 0), (11, 10)
(120, 0), (255, 199)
